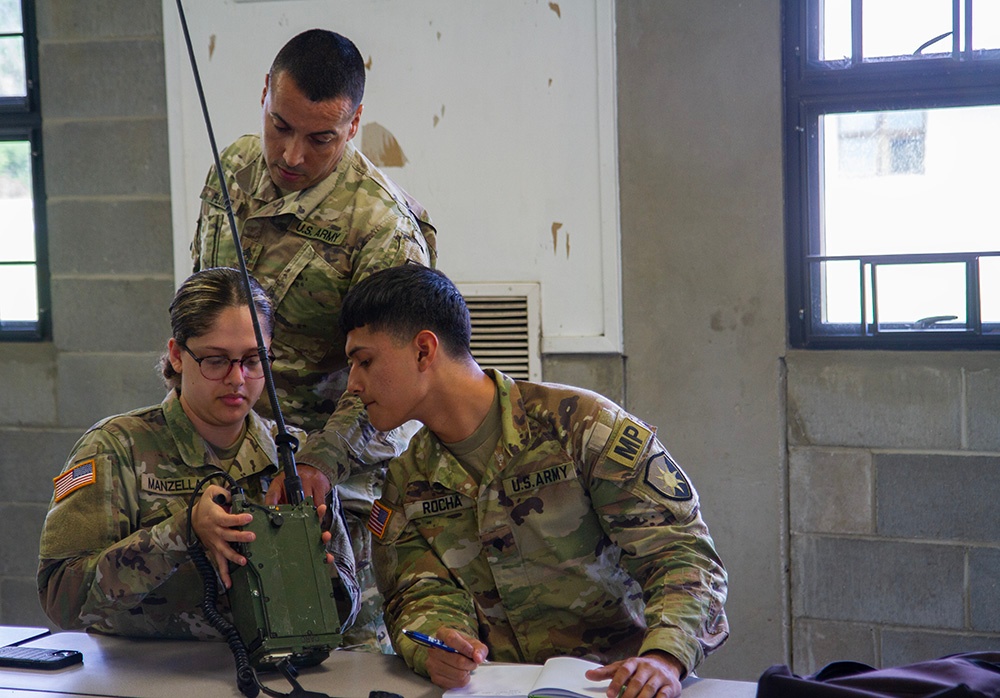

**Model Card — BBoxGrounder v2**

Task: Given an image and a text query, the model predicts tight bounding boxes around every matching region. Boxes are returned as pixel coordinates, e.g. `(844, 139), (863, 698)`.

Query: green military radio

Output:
(227, 493), (344, 670)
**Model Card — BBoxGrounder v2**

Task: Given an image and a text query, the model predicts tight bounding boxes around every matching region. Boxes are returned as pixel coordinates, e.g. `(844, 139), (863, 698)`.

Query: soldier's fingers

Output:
(264, 479), (285, 505)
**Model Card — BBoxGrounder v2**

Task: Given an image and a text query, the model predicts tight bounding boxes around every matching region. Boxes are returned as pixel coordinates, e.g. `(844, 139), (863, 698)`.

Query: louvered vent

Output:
(458, 283), (541, 381)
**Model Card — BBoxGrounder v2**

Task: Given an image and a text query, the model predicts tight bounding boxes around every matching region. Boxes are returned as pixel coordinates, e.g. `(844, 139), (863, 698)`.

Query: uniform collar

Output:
(234, 141), (357, 222)
(412, 370), (532, 494)
(162, 389), (278, 479)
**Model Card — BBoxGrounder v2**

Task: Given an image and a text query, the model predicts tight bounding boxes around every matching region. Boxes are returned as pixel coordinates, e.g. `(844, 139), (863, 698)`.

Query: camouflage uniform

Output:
(37, 389), (358, 639)
(192, 134), (436, 651)
(370, 370), (729, 678)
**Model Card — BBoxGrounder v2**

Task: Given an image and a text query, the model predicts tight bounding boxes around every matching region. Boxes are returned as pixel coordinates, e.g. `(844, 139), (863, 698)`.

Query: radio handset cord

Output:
(173, 3), (369, 698)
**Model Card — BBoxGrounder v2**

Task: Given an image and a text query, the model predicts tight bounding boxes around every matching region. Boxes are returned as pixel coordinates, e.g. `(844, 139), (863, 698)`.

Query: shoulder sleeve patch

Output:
(603, 417), (654, 469)
(53, 458), (97, 502)
(367, 500), (394, 540)
(644, 451), (693, 501)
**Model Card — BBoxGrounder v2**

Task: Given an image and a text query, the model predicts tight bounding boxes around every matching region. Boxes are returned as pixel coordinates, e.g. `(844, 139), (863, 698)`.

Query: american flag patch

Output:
(53, 459), (96, 502)
(367, 500), (393, 540)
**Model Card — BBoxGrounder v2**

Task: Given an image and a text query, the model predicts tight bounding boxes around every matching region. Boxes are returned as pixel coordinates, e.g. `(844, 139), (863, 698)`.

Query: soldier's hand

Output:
(191, 484), (255, 589)
(265, 464), (331, 505)
(316, 502), (335, 564)
(425, 628), (489, 689)
(585, 651), (683, 698)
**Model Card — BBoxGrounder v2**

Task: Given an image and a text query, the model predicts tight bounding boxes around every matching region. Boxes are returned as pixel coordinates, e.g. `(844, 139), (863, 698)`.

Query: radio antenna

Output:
(174, 0), (304, 505)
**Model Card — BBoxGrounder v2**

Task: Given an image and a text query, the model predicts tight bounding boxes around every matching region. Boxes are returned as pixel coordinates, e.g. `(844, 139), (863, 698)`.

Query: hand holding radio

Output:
(264, 463), (331, 507)
(191, 484), (256, 589)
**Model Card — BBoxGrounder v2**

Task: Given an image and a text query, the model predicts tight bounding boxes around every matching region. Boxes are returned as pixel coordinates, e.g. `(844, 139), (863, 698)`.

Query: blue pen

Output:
(402, 629), (460, 654)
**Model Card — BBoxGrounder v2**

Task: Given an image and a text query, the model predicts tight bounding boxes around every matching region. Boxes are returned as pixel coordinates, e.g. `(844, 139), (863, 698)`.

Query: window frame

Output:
(0, 0), (48, 342)
(783, 0), (1000, 350)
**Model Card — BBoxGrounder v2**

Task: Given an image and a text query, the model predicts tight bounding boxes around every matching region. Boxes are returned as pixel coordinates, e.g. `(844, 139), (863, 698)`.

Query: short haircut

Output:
(160, 267), (274, 389)
(340, 265), (471, 358)
(269, 29), (365, 107)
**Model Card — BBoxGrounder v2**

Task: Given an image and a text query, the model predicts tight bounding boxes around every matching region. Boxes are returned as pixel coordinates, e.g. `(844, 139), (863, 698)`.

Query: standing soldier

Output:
(191, 29), (435, 651)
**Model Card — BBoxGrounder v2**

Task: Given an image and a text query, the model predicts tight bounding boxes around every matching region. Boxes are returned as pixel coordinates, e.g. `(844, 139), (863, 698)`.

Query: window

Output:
(0, 0), (46, 340)
(784, 0), (1000, 349)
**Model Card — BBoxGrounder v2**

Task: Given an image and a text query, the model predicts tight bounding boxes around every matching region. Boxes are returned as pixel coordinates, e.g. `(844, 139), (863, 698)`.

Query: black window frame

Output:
(783, 0), (1000, 350)
(0, 0), (48, 342)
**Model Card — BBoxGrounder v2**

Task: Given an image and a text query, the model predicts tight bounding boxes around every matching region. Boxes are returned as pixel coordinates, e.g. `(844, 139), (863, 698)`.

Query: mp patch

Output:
(605, 417), (653, 469)
(368, 500), (393, 540)
(54, 459), (96, 502)
(644, 451), (693, 501)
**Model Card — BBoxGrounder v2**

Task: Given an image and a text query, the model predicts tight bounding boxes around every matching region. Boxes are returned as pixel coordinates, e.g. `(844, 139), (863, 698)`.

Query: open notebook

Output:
(443, 657), (611, 698)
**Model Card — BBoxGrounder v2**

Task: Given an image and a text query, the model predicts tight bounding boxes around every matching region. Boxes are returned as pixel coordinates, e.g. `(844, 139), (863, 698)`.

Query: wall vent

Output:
(457, 283), (541, 382)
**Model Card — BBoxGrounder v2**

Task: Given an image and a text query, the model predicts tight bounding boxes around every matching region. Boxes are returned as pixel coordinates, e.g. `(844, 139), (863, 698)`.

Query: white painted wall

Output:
(162, 0), (621, 353)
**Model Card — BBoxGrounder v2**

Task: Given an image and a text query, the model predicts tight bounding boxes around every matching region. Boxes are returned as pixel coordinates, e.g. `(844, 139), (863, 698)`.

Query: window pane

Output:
(821, 104), (1000, 256)
(0, 263), (37, 323)
(972, 0), (1000, 51)
(873, 263), (967, 330)
(818, 259), (863, 324)
(982, 257), (1000, 326)
(0, 0), (22, 34)
(863, 0), (953, 59)
(821, 0), (853, 61)
(0, 140), (34, 262)
(0, 36), (26, 98)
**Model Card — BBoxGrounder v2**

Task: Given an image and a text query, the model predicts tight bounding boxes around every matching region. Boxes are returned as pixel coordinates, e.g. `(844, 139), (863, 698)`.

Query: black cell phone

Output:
(0, 646), (83, 670)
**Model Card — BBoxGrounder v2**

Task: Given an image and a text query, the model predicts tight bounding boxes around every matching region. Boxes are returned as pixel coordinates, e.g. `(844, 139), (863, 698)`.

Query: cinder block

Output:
(792, 618), (877, 674)
(42, 120), (169, 198)
(877, 453), (1000, 542)
(35, 0), (163, 41)
(0, 428), (82, 504)
(57, 352), (166, 429)
(966, 368), (1000, 452)
(0, 345), (57, 426)
(0, 504), (48, 576)
(792, 535), (964, 628)
(47, 199), (173, 276)
(786, 352), (962, 449)
(0, 577), (56, 629)
(968, 547), (1000, 632)
(881, 628), (1000, 667)
(40, 40), (166, 120)
(50, 277), (173, 353)
(789, 448), (872, 535)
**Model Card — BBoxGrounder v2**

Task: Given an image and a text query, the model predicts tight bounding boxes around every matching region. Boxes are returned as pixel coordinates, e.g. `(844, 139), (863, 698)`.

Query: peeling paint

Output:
(551, 222), (562, 253)
(548, 2), (562, 18)
(437, 31), (442, 41)
(208, 34), (216, 60)
(548, 78), (553, 87)
(365, 55), (373, 70)
(433, 104), (445, 127)
(566, 232), (570, 259)
(361, 122), (408, 168)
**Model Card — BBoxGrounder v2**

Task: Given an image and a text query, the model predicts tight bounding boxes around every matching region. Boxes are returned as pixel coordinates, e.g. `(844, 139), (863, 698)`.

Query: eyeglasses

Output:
(179, 343), (273, 381)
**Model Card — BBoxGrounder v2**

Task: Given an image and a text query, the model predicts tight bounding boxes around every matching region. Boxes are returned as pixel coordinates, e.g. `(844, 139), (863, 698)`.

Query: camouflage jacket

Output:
(191, 135), (436, 497)
(37, 389), (357, 639)
(370, 370), (729, 677)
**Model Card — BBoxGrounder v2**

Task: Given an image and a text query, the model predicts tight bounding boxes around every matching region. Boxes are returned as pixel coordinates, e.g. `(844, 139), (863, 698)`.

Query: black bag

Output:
(756, 652), (1000, 697)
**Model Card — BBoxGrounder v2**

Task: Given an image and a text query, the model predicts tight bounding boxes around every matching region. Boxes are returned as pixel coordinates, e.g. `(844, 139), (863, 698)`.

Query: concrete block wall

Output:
(0, 0), (172, 626)
(788, 351), (1000, 673)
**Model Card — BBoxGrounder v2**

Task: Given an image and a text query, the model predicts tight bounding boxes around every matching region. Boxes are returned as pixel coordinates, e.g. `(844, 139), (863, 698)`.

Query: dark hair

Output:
(340, 265), (471, 358)
(270, 29), (365, 107)
(160, 268), (274, 389)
